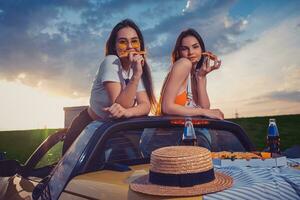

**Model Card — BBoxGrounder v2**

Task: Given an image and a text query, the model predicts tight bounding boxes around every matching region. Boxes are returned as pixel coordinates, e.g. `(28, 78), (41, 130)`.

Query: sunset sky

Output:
(0, 0), (299, 130)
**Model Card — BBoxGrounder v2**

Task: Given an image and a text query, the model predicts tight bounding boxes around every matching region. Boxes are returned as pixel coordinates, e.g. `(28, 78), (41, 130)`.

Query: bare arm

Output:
(162, 58), (223, 119)
(196, 76), (210, 109)
(162, 58), (201, 116)
(195, 52), (221, 108)
(125, 91), (151, 117)
(104, 53), (144, 108)
(104, 74), (141, 108)
(103, 91), (150, 118)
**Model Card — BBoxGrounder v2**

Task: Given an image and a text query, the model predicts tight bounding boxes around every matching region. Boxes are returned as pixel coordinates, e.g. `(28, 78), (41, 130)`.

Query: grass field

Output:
(0, 114), (299, 165)
(0, 129), (61, 166)
(228, 114), (300, 151)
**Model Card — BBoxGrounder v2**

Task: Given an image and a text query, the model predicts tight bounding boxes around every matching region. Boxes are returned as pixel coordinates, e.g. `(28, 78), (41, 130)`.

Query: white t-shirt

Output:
(90, 55), (145, 119)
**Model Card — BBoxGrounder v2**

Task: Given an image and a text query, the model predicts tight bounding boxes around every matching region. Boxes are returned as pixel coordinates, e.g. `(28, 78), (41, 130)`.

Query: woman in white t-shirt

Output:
(63, 19), (156, 154)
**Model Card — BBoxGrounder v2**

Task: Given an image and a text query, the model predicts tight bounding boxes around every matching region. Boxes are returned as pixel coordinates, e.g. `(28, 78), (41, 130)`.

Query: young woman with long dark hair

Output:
(63, 19), (156, 154)
(157, 28), (223, 119)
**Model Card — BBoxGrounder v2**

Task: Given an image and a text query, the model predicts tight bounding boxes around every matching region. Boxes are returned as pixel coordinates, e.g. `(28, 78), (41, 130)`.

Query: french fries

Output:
(119, 50), (146, 58)
(211, 152), (263, 160)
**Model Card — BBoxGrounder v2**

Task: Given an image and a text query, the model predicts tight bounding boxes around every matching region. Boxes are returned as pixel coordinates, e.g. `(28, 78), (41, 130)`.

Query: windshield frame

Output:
(81, 116), (255, 173)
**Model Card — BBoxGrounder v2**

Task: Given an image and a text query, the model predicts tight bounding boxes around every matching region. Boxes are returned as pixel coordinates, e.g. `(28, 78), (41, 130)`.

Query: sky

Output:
(0, 0), (300, 130)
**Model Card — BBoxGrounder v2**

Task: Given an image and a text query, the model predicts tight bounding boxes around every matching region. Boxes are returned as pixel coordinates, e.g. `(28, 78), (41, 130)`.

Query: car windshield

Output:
(99, 126), (245, 165)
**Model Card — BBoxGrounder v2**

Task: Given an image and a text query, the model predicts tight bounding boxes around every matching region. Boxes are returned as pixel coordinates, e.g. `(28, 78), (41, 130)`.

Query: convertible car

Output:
(0, 116), (256, 200)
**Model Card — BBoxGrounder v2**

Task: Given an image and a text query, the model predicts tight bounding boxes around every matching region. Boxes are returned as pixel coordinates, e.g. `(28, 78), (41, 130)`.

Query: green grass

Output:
(0, 114), (299, 166)
(228, 114), (300, 151)
(35, 141), (63, 168)
(0, 129), (59, 164)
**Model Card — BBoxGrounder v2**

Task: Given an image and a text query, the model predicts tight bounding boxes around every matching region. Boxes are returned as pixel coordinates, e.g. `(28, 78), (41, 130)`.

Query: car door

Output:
(0, 129), (65, 200)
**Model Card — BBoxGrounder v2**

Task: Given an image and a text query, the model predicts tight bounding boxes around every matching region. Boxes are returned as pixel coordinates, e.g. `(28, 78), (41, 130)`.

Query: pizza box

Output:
(213, 156), (287, 167)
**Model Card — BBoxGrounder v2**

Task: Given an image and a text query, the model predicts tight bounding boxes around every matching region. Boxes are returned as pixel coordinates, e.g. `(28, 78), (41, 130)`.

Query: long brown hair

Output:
(106, 19), (157, 113)
(157, 29), (206, 115)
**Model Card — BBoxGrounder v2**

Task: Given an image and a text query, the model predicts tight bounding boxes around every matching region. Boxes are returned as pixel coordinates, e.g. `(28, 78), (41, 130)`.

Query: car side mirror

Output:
(0, 160), (21, 177)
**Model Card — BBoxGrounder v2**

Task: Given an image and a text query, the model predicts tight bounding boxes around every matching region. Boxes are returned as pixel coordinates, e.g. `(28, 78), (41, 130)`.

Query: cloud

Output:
(245, 90), (300, 106)
(144, 0), (252, 65)
(267, 91), (300, 102)
(0, 1), (105, 97)
(0, 0), (184, 97)
(281, 65), (300, 92)
(183, 0), (208, 13)
(0, 0), (299, 104)
(207, 14), (300, 118)
(0, 0), (251, 94)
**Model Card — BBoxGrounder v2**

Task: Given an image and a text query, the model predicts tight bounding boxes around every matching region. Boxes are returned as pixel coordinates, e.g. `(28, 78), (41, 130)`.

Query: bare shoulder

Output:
(175, 57), (192, 67)
(171, 58), (192, 75)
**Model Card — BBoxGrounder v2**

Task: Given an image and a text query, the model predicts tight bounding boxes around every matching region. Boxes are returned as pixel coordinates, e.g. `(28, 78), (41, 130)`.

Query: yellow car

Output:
(0, 116), (255, 200)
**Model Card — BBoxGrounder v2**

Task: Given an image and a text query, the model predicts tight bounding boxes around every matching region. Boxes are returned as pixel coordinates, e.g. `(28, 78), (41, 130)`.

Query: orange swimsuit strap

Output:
(155, 90), (187, 116)
(175, 90), (187, 106)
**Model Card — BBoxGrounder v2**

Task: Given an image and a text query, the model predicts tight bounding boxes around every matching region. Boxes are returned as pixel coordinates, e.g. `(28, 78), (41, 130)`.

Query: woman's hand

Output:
(201, 108), (224, 120)
(197, 51), (221, 78)
(103, 103), (132, 118)
(129, 52), (144, 77)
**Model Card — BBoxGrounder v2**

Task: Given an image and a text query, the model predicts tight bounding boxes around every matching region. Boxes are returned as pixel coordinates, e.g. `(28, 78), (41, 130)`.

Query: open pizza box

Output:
(213, 156), (287, 167)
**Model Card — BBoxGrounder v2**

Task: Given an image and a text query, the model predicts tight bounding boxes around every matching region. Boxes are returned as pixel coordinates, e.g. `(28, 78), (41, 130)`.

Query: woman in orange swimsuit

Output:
(158, 29), (224, 119)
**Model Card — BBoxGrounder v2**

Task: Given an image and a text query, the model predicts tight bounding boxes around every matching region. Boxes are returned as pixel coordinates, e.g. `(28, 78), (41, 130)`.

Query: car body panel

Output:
(0, 116), (255, 200)
(62, 164), (203, 200)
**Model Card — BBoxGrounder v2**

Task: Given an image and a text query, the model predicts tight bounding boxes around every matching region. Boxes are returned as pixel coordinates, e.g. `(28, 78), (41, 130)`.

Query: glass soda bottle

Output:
(0, 151), (6, 160)
(181, 119), (197, 146)
(267, 118), (280, 154)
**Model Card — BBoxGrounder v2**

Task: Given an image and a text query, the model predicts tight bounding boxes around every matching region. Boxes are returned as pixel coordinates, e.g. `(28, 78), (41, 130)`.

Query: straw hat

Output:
(130, 146), (233, 196)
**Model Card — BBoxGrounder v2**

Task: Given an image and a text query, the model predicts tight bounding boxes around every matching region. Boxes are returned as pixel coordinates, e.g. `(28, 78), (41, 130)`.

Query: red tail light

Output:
(170, 119), (209, 125)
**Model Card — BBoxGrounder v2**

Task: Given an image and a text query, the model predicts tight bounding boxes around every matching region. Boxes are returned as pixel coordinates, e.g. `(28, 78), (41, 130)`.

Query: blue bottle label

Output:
(268, 125), (279, 136)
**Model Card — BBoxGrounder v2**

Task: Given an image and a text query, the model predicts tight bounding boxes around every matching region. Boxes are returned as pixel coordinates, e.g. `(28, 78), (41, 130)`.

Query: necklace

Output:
(122, 68), (131, 85)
